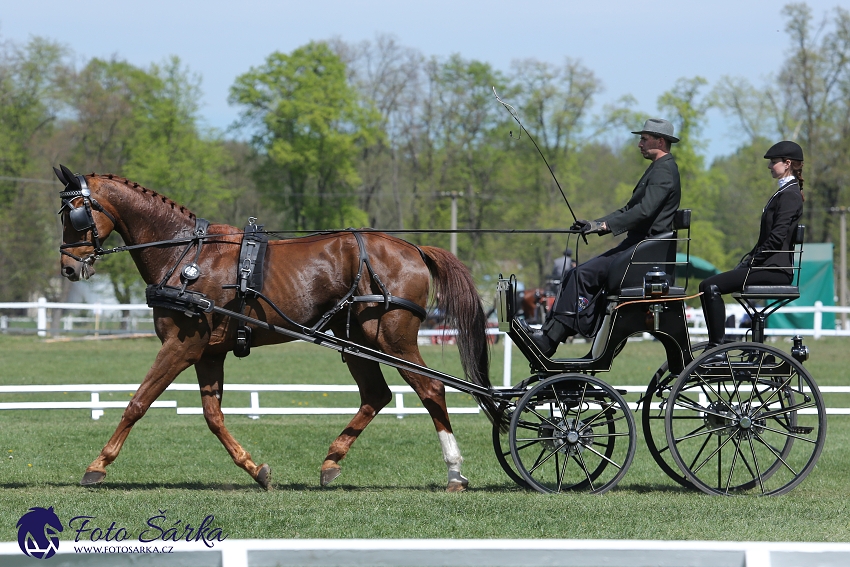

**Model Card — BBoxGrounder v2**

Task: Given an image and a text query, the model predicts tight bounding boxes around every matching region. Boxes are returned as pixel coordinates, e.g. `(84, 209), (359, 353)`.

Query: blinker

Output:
(69, 205), (93, 232)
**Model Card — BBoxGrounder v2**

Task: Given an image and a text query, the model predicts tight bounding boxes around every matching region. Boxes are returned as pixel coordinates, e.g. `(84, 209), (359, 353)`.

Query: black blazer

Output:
(748, 179), (804, 274)
(599, 153), (682, 243)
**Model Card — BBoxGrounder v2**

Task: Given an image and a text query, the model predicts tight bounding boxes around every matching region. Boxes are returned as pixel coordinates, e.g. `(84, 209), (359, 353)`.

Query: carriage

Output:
(55, 166), (826, 496)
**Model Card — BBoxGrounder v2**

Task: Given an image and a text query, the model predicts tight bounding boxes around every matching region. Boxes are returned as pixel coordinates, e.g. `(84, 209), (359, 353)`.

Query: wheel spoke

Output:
(746, 434), (766, 494)
(580, 441), (624, 470)
(724, 433), (743, 494)
(757, 400), (816, 421)
(690, 430), (739, 475)
(758, 424), (819, 444)
(752, 431), (799, 476)
(574, 450), (595, 492)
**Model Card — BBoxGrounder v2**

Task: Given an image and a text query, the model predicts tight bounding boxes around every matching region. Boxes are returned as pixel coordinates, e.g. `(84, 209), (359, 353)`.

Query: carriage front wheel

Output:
(509, 374), (635, 494)
(664, 343), (826, 496)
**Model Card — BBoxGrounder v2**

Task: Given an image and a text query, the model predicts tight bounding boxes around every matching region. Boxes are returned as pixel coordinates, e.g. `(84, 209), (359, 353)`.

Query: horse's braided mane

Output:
(93, 172), (196, 220)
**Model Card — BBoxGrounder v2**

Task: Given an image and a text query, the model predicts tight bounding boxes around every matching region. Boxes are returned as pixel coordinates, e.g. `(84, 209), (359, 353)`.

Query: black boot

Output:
(699, 284), (728, 363)
(700, 284), (727, 349)
(521, 317), (571, 357)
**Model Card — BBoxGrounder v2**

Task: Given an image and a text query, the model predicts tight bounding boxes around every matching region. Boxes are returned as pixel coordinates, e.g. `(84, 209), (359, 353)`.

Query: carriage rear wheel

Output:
(641, 342), (707, 488)
(665, 343), (826, 496)
(492, 403), (531, 489)
(509, 374), (635, 494)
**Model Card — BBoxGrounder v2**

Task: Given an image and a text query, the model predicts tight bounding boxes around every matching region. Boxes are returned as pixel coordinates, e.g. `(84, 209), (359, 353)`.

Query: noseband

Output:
(58, 174), (117, 263)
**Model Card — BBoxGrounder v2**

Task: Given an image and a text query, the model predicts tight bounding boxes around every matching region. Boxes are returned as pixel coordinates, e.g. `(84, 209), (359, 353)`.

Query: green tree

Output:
(658, 77), (731, 271)
(714, 3), (850, 244)
(230, 42), (380, 230)
(0, 37), (69, 301)
(63, 56), (233, 305)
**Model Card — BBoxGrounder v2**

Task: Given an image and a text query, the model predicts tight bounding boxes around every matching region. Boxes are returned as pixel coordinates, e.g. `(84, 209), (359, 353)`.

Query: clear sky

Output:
(2, 0), (843, 161)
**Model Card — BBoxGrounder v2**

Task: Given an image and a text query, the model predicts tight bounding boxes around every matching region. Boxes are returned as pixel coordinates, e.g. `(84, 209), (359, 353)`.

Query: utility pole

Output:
(440, 191), (461, 256)
(830, 206), (848, 330)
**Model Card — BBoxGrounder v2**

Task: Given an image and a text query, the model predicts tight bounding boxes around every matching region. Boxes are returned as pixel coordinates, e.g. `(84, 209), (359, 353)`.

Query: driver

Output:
(525, 118), (682, 356)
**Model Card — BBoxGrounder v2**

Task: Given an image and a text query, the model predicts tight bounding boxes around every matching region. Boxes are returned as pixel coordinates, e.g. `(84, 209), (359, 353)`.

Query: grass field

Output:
(1, 334), (850, 542)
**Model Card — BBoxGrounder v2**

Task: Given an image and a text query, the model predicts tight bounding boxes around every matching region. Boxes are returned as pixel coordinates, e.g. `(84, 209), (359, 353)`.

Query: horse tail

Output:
(420, 246), (505, 429)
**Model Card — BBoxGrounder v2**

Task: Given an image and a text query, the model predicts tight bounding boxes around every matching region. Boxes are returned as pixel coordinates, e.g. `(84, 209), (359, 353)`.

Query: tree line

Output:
(0, 2), (847, 305)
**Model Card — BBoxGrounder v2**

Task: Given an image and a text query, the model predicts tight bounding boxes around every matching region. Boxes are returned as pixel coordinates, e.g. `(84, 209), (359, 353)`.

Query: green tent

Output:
(769, 243), (834, 330)
(675, 253), (720, 280)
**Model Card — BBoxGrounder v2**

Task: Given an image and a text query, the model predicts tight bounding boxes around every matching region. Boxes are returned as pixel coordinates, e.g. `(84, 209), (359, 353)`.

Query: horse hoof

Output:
(255, 464), (272, 490)
(320, 466), (341, 487)
(447, 471), (468, 492)
(80, 471), (106, 486)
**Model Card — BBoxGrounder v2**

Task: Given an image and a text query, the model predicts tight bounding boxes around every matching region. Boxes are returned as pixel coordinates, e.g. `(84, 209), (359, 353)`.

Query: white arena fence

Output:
(2, 300), (850, 418)
(1, 299), (850, 338)
(2, 538), (850, 566)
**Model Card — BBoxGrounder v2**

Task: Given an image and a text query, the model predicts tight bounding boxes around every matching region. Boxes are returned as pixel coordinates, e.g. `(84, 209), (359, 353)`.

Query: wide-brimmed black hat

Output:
(764, 140), (804, 161)
(631, 118), (679, 143)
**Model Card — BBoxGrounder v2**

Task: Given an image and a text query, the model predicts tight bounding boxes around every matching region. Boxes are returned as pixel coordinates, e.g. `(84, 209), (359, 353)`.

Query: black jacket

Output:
(747, 179), (804, 274)
(599, 153), (681, 242)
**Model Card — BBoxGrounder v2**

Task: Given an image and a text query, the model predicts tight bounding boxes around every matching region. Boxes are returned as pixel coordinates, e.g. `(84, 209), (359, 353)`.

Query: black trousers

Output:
(699, 267), (791, 342)
(552, 239), (638, 336)
(699, 267), (791, 296)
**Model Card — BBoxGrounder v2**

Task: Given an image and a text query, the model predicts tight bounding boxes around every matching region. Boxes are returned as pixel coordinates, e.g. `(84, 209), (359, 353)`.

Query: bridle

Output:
(58, 174), (117, 263)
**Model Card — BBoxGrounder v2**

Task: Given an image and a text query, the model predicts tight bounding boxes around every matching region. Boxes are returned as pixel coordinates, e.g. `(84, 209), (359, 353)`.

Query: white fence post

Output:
(36, 297), (47, 337)
(503, 334), (513, 388)
(814, 301), (823, 340)
(248, 391), (260, 420)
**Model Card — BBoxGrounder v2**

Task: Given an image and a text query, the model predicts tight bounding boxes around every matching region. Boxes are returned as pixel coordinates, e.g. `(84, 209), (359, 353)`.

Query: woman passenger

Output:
(699, 141), (805, 348)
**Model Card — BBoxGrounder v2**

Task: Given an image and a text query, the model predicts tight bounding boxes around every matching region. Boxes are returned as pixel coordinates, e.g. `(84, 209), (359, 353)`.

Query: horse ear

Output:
(54, 166), (69, 186)
(59, 164), (79, 189)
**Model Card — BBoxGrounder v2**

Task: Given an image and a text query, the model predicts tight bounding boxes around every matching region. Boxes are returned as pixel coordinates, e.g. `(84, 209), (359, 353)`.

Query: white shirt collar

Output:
(778, 176), (796, 189)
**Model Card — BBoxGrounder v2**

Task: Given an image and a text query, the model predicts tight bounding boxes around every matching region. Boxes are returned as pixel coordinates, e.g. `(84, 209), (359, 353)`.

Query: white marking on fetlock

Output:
(438, 431), (467, 486)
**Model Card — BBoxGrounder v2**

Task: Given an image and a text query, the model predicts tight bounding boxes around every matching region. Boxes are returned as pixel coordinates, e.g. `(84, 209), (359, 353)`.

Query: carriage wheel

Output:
(509, 374), (635, 494)
(641, 342), (707, 488)
(492, 403), (531, 489)
(665, 343), (826, 496)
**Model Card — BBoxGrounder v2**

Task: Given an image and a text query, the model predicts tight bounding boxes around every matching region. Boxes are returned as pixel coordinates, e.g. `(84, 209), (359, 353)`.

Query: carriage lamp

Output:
(643, 270), (669, 298)
(792, 335), (810, 363)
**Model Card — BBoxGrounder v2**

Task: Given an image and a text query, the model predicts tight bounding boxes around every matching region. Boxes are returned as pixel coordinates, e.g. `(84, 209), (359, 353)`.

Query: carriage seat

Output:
(606, 209), (690, 299)
(733, 286), (800, 300)
(730, 225), (804, 344)
(731, 224), (804, 303)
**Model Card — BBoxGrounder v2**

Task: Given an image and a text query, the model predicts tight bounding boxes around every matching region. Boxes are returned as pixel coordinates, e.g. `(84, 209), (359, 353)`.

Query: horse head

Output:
(55, 165), (118, 281)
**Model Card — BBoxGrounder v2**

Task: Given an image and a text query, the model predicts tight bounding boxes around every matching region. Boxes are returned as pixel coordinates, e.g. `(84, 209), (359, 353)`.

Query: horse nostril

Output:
(62, 266), (76, 277)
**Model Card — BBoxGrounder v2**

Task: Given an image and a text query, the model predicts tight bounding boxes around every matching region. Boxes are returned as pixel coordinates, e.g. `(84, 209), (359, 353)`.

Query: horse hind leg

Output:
(195, 353), (271, 489)
(321, 353), (392, 487)
(358, 309), (468, 492)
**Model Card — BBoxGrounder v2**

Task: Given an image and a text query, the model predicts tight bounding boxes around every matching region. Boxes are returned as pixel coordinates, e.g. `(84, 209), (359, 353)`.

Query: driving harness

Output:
(144, 221), (427, 357)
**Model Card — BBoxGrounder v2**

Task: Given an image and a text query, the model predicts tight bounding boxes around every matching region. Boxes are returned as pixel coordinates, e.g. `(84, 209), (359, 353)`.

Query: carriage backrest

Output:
(606, 209), (691, 294)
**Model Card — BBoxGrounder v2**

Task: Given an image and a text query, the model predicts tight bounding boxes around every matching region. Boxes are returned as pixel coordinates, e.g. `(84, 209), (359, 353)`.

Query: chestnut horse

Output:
(55, 166), (499, 491)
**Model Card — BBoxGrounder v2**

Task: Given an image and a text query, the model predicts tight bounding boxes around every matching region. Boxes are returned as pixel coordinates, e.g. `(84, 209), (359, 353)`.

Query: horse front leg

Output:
(195, 352), (271, 489)
(81, 339), (196, 486)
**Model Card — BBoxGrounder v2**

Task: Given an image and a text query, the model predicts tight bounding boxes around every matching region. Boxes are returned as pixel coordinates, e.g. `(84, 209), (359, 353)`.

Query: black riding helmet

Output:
(764, 140), (804, 161)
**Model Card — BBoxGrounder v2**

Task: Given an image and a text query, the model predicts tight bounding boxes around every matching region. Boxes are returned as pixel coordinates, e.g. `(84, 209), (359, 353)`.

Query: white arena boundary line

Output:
(3, 539), (850, 566)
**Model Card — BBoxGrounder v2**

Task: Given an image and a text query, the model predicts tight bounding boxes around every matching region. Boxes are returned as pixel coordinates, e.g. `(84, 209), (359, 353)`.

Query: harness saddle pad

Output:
(237, 222), (268, 295)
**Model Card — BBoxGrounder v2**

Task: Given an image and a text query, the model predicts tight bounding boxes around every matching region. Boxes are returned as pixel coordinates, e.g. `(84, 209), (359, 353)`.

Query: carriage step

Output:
(789, 426), (814, 434)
